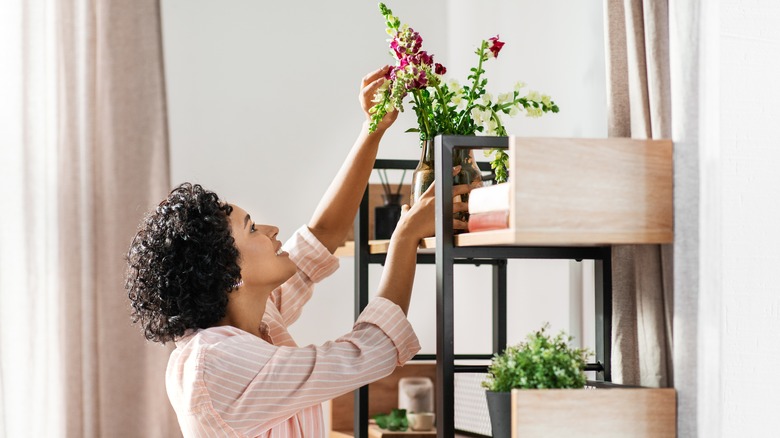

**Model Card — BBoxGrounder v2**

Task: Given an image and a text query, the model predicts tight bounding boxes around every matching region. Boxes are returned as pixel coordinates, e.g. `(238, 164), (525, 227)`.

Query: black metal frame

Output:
(352, 139), (612, 438)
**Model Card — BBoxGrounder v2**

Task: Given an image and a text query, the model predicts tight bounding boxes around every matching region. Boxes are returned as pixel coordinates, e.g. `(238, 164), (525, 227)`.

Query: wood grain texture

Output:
(506, 137), (673, 245)
(512, 388), (677, 437)
(367, 425), (436, 437)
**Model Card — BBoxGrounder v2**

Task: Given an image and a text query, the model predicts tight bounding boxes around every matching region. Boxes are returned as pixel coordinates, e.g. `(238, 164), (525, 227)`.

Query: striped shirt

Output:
(166, 225), (421, 437)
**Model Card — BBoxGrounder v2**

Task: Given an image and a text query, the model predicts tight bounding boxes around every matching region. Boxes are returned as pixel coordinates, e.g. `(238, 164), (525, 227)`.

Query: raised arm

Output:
(377, 171), (470, 314)
(308, 66), (398, 253)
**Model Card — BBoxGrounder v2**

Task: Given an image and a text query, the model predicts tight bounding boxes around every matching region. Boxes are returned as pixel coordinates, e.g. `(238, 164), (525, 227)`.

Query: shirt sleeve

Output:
(201, 297), (420, 435)
(268, 225), (339, 327)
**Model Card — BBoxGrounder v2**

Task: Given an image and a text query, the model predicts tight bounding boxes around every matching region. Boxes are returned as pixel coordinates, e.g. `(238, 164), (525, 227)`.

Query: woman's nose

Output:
(260, 224), (279, 239)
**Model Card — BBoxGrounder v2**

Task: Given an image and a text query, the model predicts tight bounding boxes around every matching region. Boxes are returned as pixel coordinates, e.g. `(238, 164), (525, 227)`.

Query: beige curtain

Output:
(0, 0), (178, 436)
(57, 0), (180, 436)
(604, 0), (674, 387)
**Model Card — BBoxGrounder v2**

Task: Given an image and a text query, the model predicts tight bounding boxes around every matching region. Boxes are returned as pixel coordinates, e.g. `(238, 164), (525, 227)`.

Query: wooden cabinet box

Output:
(511, 386), (676, 437)
(459, 137), (674, 247)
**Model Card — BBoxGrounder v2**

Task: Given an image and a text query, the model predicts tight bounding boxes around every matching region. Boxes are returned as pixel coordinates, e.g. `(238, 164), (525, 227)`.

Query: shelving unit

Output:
(350, 136), (673, 437)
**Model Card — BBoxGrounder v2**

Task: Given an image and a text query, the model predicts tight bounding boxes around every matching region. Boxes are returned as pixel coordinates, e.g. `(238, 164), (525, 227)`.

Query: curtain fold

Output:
(1, 0), (178, 436)
(0, 1), (64, 435)
(57, 1), (179, 436)
(604, 0), (674, 388)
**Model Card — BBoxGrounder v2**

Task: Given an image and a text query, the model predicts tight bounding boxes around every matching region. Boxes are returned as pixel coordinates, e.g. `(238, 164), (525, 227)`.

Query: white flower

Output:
(527, 90), (541, 102)
(541, 94), (552, 106)
(451, 94), (463, 106)
(509, 106), (520, 116)
(448, 79), (463, 94)
(485, 118), (499, 135)
(480, 92), (493, 106)
(471, 107), (484, 124)
(514, 81), (526, 92)
(497, 93), (512, 104)
(526, 107), (543, 118)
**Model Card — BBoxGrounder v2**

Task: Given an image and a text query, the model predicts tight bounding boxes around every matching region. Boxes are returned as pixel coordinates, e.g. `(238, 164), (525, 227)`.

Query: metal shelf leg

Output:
(492, 260), (508, 354)
(353, 189), (370, 438)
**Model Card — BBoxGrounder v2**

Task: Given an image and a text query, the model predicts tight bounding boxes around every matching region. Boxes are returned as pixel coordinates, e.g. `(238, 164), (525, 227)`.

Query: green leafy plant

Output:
(369, 2), (559, 183)
(482, 324), (591, 392)
(374, 408), (409, 431)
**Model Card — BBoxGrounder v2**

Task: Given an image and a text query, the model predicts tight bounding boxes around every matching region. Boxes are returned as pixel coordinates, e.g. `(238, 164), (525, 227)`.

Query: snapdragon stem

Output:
(457, 40), (488, 131)
(489, 108), (507, 135)
(412, 89), (433, 140)
(433, 83), (455, 134)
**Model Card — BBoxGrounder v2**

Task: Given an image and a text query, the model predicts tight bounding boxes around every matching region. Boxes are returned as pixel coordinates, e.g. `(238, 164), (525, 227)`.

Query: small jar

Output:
(398, 377), (434, 414)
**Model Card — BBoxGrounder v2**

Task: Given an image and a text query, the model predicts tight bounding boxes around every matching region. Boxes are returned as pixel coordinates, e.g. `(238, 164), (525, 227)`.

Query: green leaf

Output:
(374, 409), (408, 431)
(482, 324), (590, 391)
(405, 128), (420, 133)
(374, 414), (389, 429)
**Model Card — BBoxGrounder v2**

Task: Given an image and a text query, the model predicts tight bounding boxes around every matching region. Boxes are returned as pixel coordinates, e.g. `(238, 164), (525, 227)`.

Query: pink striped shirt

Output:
(166, 225), (421, 437)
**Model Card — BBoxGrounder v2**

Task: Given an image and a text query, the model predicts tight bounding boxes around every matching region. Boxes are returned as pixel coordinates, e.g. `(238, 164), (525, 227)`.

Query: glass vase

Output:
(410, 138), (483, 221)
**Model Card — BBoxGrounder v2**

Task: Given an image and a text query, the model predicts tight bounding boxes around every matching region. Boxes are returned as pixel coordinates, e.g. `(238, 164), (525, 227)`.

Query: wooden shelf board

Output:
(512, 387), (676, 437)
(332, 429), (474, 438)
(335, 225), (671, 257)
(455, 228), (673, 246)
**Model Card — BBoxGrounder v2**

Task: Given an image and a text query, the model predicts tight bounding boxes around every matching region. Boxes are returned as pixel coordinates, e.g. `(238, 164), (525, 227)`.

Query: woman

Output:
(125, 67), (471, 437)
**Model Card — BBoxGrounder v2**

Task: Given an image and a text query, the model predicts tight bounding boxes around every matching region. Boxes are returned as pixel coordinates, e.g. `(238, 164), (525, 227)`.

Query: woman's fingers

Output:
(453, 219), (469, 230)
(452, 183), (471, 199)
(360, 66), (392, 112)
(362, 65), (390, 88)
(453, 201), (469, 213)
(362, 76), (386, 97)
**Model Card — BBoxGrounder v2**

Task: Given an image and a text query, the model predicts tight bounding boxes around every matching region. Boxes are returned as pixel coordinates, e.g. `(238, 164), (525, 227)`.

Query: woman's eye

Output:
(250, 223), (256, 233)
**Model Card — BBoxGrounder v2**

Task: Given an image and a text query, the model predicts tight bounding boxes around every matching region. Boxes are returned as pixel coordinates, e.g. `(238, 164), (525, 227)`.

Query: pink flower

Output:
(408, 51), (433, 67)
(435, 63), (447, 75)
(390, 39), (403, 59)
(488, 35), (505, 58)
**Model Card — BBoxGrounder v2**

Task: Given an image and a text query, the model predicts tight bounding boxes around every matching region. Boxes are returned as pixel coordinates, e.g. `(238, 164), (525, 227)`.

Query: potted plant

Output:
(482, 324), (590, 438)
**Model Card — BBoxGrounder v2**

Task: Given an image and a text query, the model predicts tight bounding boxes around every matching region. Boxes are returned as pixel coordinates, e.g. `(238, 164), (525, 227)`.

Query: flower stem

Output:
(412, 89), (433, 140)
(457, 40), (488, 131)
(434, 83), (455, 134)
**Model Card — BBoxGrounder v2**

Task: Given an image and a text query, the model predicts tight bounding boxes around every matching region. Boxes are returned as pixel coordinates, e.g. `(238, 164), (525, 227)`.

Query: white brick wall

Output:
(721, 0), (780, 435)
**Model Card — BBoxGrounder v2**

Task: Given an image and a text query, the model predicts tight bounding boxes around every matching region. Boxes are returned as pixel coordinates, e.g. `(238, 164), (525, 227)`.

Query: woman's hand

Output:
(360, 66), (398, 132)
(378, 166), (470, 315)
(394, 166), (471, 241)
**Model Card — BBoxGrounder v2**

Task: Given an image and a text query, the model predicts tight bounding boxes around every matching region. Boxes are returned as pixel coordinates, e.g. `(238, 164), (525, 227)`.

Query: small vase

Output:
(374, 193), (402, 239)
(410, 138), (483, 221)
(485, 390), (511, 438)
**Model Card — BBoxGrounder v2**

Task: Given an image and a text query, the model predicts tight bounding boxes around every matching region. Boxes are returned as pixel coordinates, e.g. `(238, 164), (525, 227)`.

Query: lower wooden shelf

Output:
(331, 428), (469, 438)
(512, 387), (676, 437)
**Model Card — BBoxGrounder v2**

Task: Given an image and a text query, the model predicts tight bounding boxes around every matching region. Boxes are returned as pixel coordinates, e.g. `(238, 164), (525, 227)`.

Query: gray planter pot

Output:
(485, 390), (511, 438)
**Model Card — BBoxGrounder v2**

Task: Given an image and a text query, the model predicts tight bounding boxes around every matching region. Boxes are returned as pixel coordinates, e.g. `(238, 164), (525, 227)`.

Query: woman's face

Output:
(227, 204), (297, 291)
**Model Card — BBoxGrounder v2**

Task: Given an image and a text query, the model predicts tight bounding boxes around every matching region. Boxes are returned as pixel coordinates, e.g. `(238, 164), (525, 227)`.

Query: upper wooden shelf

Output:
(502, 137), (673, 245)
(334, 137), (673, 256)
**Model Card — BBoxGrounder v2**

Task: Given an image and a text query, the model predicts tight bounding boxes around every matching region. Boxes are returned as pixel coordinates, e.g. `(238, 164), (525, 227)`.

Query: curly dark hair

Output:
(125, 183), (241, 344)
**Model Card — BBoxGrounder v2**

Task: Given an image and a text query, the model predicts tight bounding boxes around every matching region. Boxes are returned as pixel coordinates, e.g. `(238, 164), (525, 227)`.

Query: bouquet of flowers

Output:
(369, 3), (559, 183)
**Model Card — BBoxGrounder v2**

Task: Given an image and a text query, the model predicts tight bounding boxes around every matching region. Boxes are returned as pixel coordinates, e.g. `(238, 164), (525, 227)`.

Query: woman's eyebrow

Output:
(243, 214), (251, 229)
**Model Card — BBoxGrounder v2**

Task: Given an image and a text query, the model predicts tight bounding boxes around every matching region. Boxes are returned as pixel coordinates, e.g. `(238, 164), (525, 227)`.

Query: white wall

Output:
(161, 0), (605, 359)
(720, 1), (780, 435)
